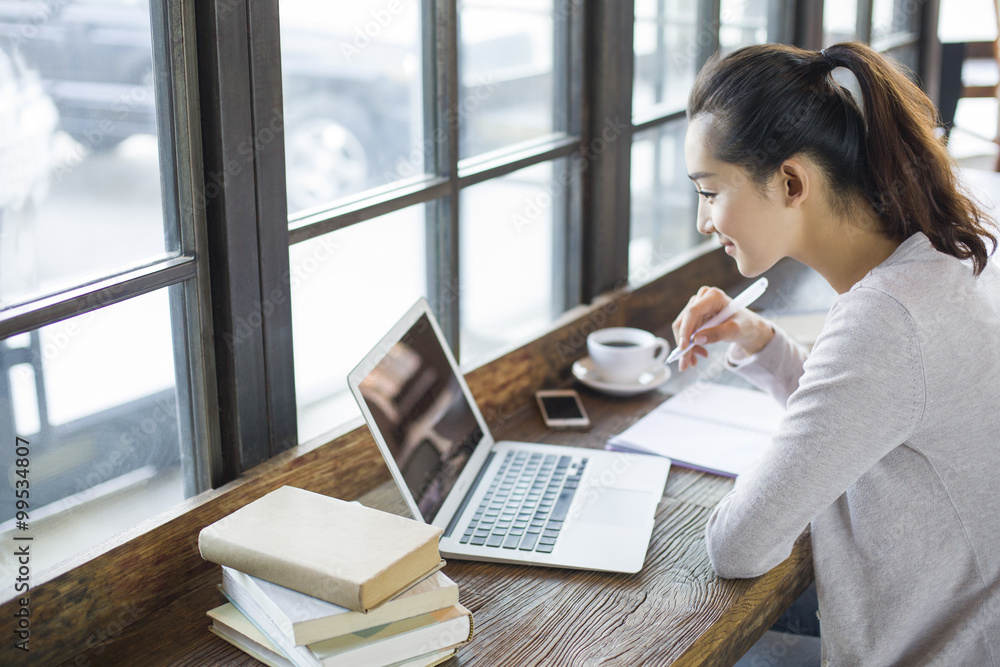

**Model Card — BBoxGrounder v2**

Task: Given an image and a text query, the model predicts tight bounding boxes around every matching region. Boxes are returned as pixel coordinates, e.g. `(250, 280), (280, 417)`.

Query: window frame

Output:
(282, 0), (587, 354)
(0, 0), (219, 494)
(0, 0), (943, 562)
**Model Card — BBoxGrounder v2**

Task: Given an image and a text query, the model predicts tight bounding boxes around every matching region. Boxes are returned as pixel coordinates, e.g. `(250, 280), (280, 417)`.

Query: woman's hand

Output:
(671, 286), (774, 371)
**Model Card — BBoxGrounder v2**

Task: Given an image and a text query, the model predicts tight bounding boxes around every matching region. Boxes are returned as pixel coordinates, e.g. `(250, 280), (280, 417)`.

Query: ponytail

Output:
(689, 41), (997, 275)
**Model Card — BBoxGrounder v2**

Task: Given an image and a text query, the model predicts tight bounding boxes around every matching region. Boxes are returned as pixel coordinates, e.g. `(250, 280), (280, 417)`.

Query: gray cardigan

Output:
(708, 233), (1000, 666)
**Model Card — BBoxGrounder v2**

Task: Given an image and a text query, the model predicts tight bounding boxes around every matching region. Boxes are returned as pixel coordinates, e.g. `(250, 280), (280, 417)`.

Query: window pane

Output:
(459, 0), (557, 159)
(633, 0), (698, 118)
(872, 0), (918, 43)
(0, 0), (176, 309)
(460, 160), (566, 365)
(0, 287), (192, 576)
(719, 0), (770, 53)
(883, 45), (919, 75)
(279, 0), (423, 216)
(630, 120), (700, 283)
(824, 1), (858, 45)
(291, 207), (427, 443)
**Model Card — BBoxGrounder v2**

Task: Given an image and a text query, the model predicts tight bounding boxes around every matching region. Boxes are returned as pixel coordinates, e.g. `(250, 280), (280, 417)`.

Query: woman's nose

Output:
(696, 202), (714, 236)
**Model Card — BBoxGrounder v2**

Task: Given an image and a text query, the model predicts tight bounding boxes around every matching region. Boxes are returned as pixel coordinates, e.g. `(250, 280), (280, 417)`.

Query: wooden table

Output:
(70, 363), (812, 667)
(241, 379), (812, 666)
(26, 250), (822, 667)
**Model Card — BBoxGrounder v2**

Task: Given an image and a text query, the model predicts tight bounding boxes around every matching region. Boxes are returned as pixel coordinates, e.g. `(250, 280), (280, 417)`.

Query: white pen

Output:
(666, 277), (769, 364)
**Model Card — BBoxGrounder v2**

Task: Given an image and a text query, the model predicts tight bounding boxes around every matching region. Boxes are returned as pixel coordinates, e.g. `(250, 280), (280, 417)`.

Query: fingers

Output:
(692, 319), (742, 347)
(677, 345), (708, 372)
(671, 286), (732, 352)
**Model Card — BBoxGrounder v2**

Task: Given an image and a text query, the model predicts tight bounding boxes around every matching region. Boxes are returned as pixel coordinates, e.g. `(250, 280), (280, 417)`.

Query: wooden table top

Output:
(46, 254), (828, 667)
(84, 364), (812, 667)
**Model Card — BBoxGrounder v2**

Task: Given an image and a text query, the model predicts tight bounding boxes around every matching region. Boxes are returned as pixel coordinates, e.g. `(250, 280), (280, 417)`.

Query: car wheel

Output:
(284, 100), (372, 213)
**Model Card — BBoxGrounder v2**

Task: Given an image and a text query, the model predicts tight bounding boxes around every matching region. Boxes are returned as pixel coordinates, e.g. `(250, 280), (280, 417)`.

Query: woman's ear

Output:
(778, 158), (810, 208)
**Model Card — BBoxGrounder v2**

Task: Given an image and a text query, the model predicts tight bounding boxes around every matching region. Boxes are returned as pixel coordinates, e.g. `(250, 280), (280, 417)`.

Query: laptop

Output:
(348, 298), (670, 573)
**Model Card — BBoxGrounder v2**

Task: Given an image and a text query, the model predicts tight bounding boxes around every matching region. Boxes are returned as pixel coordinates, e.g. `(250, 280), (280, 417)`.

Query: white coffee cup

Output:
(586, 327), (670, 384)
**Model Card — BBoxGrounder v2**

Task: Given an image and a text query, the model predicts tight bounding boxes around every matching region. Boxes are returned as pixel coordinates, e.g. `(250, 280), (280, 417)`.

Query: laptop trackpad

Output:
(576, 488), (653, 529)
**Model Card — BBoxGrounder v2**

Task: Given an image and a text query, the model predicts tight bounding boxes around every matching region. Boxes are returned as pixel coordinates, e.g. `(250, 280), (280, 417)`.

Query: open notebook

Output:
(606, 383), (785, 477)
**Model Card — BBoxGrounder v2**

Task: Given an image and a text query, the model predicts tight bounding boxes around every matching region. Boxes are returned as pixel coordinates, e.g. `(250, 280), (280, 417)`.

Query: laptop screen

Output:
(357, 313), (483, 523)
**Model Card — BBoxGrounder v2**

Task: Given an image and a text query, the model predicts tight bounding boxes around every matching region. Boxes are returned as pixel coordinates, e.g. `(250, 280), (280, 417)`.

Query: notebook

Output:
(348, 298), (671, 574)
(606, 383), (785, 477)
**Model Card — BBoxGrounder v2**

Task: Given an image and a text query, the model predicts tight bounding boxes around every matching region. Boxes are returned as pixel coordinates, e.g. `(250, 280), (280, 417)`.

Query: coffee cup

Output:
(586, 327), (670, 384)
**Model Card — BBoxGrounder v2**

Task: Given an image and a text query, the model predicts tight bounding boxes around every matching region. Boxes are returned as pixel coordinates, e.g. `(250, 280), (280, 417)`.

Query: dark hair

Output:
(688, 41), (998, 275)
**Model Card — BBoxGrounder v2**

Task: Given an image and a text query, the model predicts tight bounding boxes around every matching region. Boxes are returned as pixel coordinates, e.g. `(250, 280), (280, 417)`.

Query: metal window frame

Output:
(194, 0), (297, 479)
(582, 0), (634, 299)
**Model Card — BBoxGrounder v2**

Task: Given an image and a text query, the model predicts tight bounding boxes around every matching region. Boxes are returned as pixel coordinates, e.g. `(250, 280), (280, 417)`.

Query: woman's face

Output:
(684, 117), (791, 277)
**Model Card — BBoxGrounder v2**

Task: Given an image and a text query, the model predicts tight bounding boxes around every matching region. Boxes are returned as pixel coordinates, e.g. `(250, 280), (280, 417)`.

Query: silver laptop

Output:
(348, 298), (670, 573)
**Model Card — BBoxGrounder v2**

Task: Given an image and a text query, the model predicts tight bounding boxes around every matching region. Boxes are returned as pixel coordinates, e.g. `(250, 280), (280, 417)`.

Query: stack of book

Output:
(198, 485), (473, 667)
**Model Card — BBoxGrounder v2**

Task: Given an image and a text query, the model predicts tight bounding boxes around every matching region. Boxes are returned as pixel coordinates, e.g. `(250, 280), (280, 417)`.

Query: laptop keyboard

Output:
(459, 451), (587, 554)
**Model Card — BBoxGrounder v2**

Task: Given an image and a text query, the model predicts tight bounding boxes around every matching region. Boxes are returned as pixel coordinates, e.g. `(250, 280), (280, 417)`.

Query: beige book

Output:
(207, 603), (461, 667)
(222, 567), (459, 646)
(199, 485), (443, 612)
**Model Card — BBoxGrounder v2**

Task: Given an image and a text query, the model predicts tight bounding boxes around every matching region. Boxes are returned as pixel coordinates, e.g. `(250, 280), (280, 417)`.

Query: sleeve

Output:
(705, 288), (926, 578)
(725, 324), (810, 406)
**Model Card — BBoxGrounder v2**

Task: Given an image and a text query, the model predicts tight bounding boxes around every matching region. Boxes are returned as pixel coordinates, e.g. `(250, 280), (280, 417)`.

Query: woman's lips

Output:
(719, 238), (735, 254)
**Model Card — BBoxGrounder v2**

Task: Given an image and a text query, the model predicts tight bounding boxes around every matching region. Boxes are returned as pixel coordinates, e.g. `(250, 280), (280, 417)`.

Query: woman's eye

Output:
(697, 190), (716, 201)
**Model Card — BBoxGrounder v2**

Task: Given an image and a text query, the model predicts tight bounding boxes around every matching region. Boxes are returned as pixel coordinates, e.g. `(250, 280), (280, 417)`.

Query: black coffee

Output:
(602, 341), (638, 347)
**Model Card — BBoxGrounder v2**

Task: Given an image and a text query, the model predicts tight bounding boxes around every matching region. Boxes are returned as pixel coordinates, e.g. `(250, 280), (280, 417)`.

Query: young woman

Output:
(673, 42), (1000, 665)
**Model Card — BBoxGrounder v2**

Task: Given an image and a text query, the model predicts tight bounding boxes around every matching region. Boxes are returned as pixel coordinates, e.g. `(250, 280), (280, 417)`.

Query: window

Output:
(824, 1), (861, 45)
(823, 0), (933, 69)
(0, 0), (941, 587)
(629, 0), (786, 282)
(280, 0), (583, 442)
(871, 0), (923, 71)
(0, 0), (213, 573)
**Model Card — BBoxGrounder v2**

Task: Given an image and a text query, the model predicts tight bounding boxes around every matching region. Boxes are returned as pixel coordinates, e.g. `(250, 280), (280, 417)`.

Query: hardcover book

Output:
(222, 566), (459, 646)
(208, 603), (462, 667)
(199, 485), (444, 612)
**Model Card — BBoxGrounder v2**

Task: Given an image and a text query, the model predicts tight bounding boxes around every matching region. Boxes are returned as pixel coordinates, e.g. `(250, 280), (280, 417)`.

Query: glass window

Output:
(629, 120), (699, 283)
(291, 206), (428, 443)
(872, 0), (919, 43)
(278, 0), (425, 216)
(459, 160), (565, 365)
(824, 1), (859, 45)
(0, 287), (194, 576)
(458, 0), (559, 159)
(0, 0), (175, 309)
(0, 0), (208, 581)
(633, 0), (699, 119)
(719, 0), (770, 53)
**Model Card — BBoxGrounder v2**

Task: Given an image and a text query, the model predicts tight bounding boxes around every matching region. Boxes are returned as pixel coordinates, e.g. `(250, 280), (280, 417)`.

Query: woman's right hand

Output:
(671, 286), (774, 372)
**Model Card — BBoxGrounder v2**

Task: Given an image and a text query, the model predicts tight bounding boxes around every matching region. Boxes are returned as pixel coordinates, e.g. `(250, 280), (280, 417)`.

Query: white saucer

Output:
(572, 356), (671, 396)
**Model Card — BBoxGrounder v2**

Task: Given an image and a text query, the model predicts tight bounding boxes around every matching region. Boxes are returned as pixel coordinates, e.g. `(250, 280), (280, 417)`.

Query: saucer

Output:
(572, 356), (671, 396)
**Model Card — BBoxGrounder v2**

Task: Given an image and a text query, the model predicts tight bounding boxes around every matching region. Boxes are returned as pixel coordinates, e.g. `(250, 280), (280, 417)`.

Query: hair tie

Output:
(820, 48), (836, 71)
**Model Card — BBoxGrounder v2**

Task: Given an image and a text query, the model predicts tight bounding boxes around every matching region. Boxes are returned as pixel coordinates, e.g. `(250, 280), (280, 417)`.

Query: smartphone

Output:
(535, 389), (591, 429)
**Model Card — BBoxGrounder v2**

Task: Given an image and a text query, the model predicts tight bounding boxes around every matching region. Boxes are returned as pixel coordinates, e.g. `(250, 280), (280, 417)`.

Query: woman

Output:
(673, 42), (1000, 665)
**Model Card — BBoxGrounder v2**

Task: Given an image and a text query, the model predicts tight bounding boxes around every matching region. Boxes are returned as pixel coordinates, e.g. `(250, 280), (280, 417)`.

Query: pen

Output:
(666, 277), (769, 364)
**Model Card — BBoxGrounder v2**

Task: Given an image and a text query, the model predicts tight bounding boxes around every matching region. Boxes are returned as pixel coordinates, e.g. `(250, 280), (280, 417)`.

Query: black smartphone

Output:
(535, 389), (590, 429)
